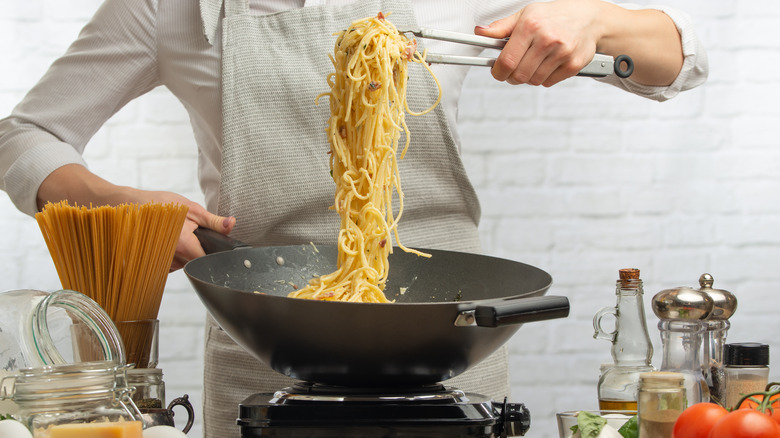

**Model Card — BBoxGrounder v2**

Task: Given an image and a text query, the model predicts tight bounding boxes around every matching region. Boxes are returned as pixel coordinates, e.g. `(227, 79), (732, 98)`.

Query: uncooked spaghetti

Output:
(35, 200), (188, 367)
(288, 12), (440, 303)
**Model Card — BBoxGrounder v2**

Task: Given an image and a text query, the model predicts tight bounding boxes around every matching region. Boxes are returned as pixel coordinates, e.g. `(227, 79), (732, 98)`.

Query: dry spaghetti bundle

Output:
(35, 200), (188, 367)
(289, 13), (439, 303)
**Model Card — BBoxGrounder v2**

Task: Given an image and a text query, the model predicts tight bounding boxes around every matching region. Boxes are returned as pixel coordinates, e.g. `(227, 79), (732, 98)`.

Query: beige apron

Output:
(200, 0), (508, 436)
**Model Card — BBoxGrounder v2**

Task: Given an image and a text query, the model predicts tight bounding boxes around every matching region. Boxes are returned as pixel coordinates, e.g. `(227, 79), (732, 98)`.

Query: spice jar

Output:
(128, 368), (165, 409)
(4, 361), (143, 437)
(127, 368), (195, 433)
(638, 372), (686, 438)
(724, 343), (770, 410)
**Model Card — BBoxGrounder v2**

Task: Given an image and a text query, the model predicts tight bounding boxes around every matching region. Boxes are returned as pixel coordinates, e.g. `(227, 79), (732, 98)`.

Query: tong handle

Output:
(413, 28), (633, 78)
(579, 53), (634, 78)
(415, 27), (507, 49)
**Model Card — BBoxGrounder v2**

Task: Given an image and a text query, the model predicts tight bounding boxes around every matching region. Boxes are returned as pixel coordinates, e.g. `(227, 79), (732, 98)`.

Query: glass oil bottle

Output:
(593, 268), (655, 411)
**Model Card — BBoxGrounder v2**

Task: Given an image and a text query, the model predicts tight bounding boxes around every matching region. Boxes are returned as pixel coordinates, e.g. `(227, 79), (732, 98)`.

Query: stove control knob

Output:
(496, 398), (530, 437)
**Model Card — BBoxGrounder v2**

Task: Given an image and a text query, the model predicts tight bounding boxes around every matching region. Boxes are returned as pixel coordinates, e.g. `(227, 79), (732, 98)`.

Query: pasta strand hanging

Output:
(289, 12), (440, 303)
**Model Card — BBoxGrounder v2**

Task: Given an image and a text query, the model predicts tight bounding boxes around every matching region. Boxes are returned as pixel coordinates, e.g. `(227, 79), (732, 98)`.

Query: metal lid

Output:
(651, 285), (714, 321)
(725, 343), (769, 366)
(697, 274), (737, 320)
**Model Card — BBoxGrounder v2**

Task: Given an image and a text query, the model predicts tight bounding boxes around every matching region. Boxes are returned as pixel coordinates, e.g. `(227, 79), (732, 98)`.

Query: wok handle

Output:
(474, 295), (570, 328)
(194, 226), (251, 254)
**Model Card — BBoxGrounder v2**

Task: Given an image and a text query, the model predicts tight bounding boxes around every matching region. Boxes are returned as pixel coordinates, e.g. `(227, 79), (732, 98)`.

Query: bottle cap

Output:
(618, 269), (640, 287)
(724, 343), (769, 366)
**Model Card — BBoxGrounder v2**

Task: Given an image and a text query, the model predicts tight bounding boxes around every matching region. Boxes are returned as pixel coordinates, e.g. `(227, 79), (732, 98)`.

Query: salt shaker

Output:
(723, 343), (770, 410)
(638, 372), (686, 438)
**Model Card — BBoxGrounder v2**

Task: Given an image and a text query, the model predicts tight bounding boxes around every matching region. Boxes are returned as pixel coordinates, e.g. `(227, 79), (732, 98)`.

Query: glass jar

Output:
(5, 361), (143, 437)
(724, 343), (770, 410)
(115, 320), (159, 369)
(128, 368), (195, 433)
(128, 368), (165, 409)
(638, 372), (686, 438)
(0, 289), (125, 417)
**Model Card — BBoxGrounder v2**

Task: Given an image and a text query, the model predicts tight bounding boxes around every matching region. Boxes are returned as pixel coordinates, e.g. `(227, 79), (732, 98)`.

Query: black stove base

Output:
(237, 383), (530, 438)
(239, 425), (496, 437)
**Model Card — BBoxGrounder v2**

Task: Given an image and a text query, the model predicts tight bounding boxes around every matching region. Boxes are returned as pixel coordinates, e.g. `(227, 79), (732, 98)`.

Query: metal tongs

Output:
(401, 27), (634, 78)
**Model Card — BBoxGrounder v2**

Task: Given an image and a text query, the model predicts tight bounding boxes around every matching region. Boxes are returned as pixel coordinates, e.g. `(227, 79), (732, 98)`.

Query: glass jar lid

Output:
(0, 289), (125, 372)
(724, 343), (769, 366)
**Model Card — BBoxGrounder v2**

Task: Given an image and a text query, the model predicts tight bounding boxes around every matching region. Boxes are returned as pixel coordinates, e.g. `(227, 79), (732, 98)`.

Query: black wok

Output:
(184, 229), (569, 387)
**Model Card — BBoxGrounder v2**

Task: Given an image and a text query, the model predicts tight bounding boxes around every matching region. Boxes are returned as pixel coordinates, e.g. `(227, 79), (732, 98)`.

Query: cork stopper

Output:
(619, 268), (640, 287)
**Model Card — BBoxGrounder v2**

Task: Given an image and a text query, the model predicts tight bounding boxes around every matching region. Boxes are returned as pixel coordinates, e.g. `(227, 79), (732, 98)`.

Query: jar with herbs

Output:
(637, 371), (686, 438)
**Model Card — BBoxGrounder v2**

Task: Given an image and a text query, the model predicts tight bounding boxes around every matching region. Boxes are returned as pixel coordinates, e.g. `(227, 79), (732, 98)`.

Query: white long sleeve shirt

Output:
(0, 0), (708, 217)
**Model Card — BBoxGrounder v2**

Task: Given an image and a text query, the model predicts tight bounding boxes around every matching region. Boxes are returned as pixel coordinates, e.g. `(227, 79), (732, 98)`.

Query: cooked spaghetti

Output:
(35, 200), (188, 366)
(288, 12), (440, 303)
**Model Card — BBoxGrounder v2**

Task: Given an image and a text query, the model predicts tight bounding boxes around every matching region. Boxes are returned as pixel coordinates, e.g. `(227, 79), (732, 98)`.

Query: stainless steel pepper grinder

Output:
(651, 280), (714, 404)
(697, 273), (737, 406)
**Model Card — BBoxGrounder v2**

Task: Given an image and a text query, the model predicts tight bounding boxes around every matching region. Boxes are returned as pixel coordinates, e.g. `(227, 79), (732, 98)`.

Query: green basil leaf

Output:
(617, 414), (639, 438)
(577, 411), (607, 438)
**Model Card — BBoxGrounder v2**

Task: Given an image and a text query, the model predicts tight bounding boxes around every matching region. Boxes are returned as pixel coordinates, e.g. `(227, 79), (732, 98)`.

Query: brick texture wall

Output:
(2, 1), (779, 437)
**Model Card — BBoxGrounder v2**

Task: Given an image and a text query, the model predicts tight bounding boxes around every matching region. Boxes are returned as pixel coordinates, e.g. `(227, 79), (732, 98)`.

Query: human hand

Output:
(475, 0), (603, 87)
(37, 164), (235, 271)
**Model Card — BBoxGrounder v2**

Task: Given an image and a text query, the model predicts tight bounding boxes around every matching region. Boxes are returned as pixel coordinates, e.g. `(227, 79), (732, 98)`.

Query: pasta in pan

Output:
(288, 12), (440, 302)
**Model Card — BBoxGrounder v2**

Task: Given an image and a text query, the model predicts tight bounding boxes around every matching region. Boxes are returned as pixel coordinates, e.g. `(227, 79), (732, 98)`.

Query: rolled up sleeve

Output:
(598, 4), (709, 101)
(0, 0), (160, 216)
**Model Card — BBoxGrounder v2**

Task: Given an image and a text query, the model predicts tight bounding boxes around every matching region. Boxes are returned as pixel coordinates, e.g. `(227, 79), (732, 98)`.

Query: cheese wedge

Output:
(48, 421), (142, 438)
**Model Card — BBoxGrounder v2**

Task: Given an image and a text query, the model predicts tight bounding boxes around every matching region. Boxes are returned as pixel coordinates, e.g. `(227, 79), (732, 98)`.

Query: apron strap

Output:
(199, 0), (249, 45)
(225, 0), (249, 17)
(199, 0), (222, 45)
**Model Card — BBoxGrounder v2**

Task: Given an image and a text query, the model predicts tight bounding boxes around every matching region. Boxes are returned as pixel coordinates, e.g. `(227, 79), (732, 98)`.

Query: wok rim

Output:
(183, 245), (553, 306)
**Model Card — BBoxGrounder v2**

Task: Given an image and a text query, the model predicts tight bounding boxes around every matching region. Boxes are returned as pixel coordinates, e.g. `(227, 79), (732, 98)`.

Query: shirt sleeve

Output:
(471, 0), (708, 102)
(0, 0), (160, 216)
(595, 3), (709, 101)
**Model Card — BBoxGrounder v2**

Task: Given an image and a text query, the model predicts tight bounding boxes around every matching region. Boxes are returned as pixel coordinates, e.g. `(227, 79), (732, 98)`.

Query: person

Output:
(0, 0), (708, 436)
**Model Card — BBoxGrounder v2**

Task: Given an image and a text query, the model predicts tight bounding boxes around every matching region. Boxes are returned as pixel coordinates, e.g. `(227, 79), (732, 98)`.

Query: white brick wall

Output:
(2, 1), (780, 437)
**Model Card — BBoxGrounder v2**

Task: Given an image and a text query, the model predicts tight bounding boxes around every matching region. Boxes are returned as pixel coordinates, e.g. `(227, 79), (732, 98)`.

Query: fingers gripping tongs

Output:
(402, 28), (634, 78)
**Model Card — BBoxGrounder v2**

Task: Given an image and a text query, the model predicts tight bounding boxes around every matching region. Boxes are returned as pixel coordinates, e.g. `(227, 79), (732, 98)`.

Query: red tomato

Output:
(739, 393), (780, 426)
(708, 409), (780, 438)
(672, 403), (728, 438)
